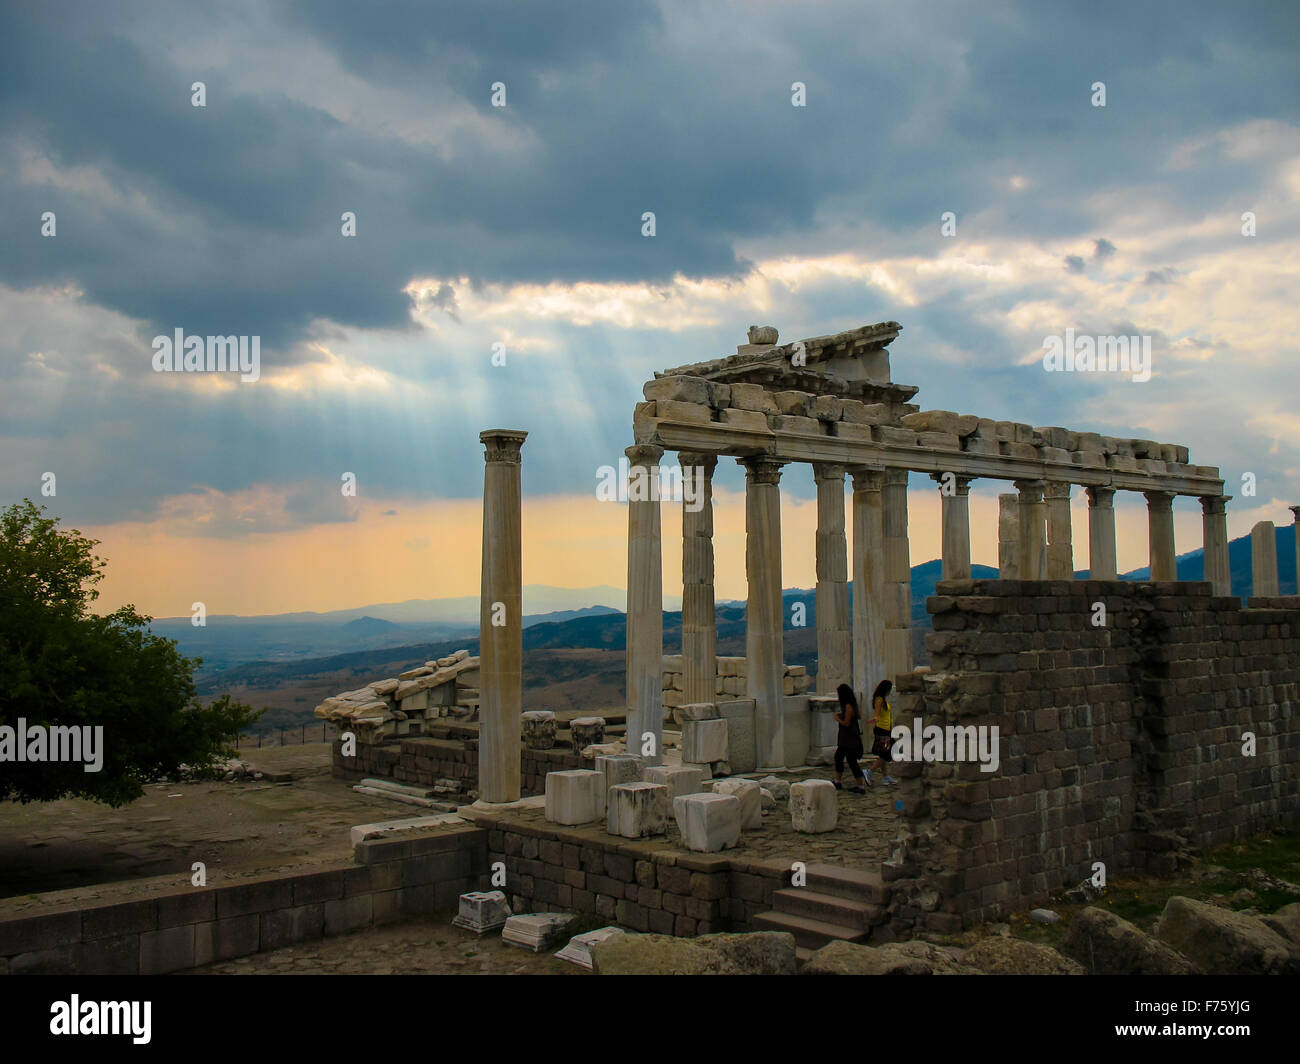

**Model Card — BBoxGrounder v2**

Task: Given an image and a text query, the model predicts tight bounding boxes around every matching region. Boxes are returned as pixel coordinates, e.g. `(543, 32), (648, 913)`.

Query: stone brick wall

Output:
(332, 731), (583, 796)
(460, 810), (789, 935)
(0, 825), (486, 975)
(884, 580), (1300, 936)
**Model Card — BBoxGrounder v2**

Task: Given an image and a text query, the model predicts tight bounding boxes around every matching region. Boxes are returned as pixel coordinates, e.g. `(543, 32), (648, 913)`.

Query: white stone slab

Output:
(606, 781), (669, 838)
(544, 769), (604, 825)
(554, 926), (630, 969)
(710, 778), (762, 829)
(451, 890), (512, 934)
(682, 718), (728, 763)
(790, 779), (838, 833)
(641, 764), (704, 801)
(501, 912), (575, 952)
(672, 792), (742, 853)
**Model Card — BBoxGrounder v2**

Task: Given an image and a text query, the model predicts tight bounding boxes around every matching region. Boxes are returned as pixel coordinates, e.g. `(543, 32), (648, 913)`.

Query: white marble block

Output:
(554, 925), (628, 969)
(594, 754), (643, 801)
(545, 769), (604, 825)
(676, 702), (720, 722)
(711, 778), (762, 829)
(672, 793), (742, 852)
(606, 781), (669, 838)
(790, 779), (838, 833)
(642, 764), (704, 801)
(682, 718), (728, 764)
(451, 890), (512, 934)
(809, 695), (840, 748)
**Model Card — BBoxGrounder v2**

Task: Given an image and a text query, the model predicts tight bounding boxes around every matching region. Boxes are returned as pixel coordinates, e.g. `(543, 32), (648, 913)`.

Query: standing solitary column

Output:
(998, 493), (1020, 578)
(933, 473), (972, 581)
(1251, 521), (1279, 597)
(851, 467), (886, 708)
(679, 452), (718, 708)
(814, 463), (851, 693)
(1045, 482), (1075, 579)
(1291, 506), (1299, 596)
(1086, 486), (1118, 579)
(742, 456), (786, 771)
(625, 444), (665, 765)
(1201, 495), (1232, 596)
(1145, 490), (1177, 581)
(882, 469), (912, 682)
(1015, 480), (1047, 580)
(478, 429), (527, 804)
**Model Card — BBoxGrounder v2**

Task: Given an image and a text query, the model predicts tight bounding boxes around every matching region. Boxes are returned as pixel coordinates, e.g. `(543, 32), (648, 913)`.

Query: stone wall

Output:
(661, 655), (812, 707)
(884, 580), (1300, 936)
(0, 824), (485, 974)
(332, 730), (583, 797)
(460, 810), (789, 935)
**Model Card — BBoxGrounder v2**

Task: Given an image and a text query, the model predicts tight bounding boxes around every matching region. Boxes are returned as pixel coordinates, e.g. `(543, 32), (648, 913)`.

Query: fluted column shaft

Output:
(1201, 495), (1232, 596)
(1145, 490), (1177, 582)
(1086, 486), (1118, 579)
(851, 468), (886, 710)
(1291, 506), (1300, 595)
(679, 452), (718, 707)
(814, 463), (850, 694)
(625, 444), (664, 765)
(743, 457), (786, 771)
(1015, 479), (1047, 580)
(478, 429), (527, 803)
(1251, 521), (1279, 597)
(881, 469), (912, 682)
(998, 493), (1020, 579)
(1045, 482), (1075, 579)
(934, 474), (972, 581)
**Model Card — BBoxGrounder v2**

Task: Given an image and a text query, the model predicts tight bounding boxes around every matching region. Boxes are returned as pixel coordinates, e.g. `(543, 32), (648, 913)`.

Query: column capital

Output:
(850, 467), (885, 492)
(812, 462), (846, 483)
(1044, 481), (1073, 500)
(1143, 489), (1175, 511)
(930, 472), (972, 495)
(1014, 479), (1045, 500)
(1201, 494), (1232, 515)
(480, 429), (528, 464)
(677, 451), (718, 474)
(740, 456), (785, 484)
(883, 467), (909, 487)
(1085, 485), (1116, 507)
(625, 443), (664, 466)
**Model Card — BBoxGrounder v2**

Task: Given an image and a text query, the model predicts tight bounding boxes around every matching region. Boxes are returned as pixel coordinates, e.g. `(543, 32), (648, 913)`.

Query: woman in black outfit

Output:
(831, 682), (866, 794)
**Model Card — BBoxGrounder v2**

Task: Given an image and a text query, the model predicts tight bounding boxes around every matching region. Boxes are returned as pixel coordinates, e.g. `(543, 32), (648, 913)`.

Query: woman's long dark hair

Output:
(871, 679), (892, 702)
(836, 683), (858, 714)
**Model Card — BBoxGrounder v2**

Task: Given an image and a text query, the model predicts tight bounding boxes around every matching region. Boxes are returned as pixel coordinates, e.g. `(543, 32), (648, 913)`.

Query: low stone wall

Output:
(884, 580), (1300, 936)
(332, 733), (584, 796)
(460, 809), (789, 935)
(0, 824), (486, 974)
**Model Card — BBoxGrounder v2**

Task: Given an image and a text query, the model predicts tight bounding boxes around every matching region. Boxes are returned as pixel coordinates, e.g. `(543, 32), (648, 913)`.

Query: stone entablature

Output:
(314, 649), (481, 742)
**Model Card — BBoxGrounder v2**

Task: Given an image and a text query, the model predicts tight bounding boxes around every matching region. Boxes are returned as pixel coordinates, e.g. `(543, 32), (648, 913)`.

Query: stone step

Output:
(358, 777), (438, 799)
(802, 863), (889, 905)
(352, 786), (459, 811)
(750, 910), (870, 951)
(772, 887), (879, 930)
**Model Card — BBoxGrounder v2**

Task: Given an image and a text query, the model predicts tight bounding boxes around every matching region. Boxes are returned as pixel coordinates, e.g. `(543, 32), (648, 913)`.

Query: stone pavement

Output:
(181, 917), (589, 976)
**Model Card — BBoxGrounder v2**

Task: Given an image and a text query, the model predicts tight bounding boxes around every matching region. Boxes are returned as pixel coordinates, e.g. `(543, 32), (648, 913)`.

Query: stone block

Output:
(681, 761), (714, 781)
(642, 764), (705, 801)
(831, 421), (873, 441)
(719, 407), (771, 432)
(711, 778), (762, 829)
(545, 769), (605, 825)
(570, 717), (606, 749)
(644, 375), (711, 405)
(607, 782), (670, 838)
(729, 382), (779, 413)
(677, 701), (720, 721)
(808, 695), (840, 748)
(521, 710), (556, 750)
(790, 780), (838, 833)
(782, 695), (811, 768)
(673, 793), (742, 853)
(656, 399), (713, 424)
(773, 390), (811, 415)
(595, 754), (643, 804)
(717, 699), (756, 774)
(139, 924), (196, 975)
(452, 890), (512, 935)
(682, 718), (728, 763)
(770, 414), (822, 435)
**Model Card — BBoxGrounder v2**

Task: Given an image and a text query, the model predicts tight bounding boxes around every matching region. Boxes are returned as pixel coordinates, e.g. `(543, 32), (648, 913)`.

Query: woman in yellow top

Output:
(863, 679), (898, 787)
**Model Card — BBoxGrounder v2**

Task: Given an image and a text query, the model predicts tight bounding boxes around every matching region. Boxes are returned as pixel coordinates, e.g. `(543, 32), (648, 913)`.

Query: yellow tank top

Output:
(876, 698), (891, 731)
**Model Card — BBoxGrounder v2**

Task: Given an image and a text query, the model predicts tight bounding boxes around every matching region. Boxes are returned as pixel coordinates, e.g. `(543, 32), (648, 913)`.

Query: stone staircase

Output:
(751, 864), (888, 959)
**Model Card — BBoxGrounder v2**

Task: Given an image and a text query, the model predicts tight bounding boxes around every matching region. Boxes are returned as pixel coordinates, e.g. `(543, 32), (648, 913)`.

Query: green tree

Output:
(0, 500), (260, 806)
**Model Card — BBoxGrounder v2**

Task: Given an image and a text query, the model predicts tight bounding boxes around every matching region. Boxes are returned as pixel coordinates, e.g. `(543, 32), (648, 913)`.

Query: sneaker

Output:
(864, 768), (874, 787)
(831, 779), (842, 790)
(884, 775), (898, 785)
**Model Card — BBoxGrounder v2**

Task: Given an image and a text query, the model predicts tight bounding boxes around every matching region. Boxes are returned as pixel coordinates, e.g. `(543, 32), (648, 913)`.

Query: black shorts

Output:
(871, 727), (893, 759)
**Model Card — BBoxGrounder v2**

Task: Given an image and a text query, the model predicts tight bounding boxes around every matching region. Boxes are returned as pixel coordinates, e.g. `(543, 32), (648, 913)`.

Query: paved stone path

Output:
(182, 918), (589, 976)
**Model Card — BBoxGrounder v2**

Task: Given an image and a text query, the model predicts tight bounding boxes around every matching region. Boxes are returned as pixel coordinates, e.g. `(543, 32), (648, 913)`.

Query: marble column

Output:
(882, 468), (912, 681)
(1201, 495), (1232, 597)
(679, 452), (718, 707)
(478, 429), (527, 804)
(850, 468), (886, 710)
(1015, 480), (1047, 580)
(1291, 506), (1300, 595)
(1086, 486), (1118, 580)
(1045, 482), (1075, 579)
(625, 444), (664, 765)
(742, 457), (786, 771)
(814, 463), (851, 694)
(1251, 521), (1279, 597)
(998, 493), (1020, 579)
(1145, 490), (1177, 582)
(933, 474), (972, 581)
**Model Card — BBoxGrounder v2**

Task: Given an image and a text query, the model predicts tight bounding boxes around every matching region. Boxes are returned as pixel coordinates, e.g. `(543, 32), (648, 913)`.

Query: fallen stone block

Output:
(642, 764), (704, 801)
(789, 779), (836, 832)
(606, 782), (669, 839)
(502, 913), (575, 952)
(452, 890), (512, 935)
(1155, 896), (1299, 975)
(1061, 907), (1200, 974)
(545, 769), (605, 825)
(672, 793), (741, 853)
(682, 718), (728, 763)
(711, 778), (761, 829)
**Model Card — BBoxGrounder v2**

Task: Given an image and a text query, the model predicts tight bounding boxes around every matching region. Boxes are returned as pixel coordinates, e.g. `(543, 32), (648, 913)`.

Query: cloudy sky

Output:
(2, 0), (1297, 617)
